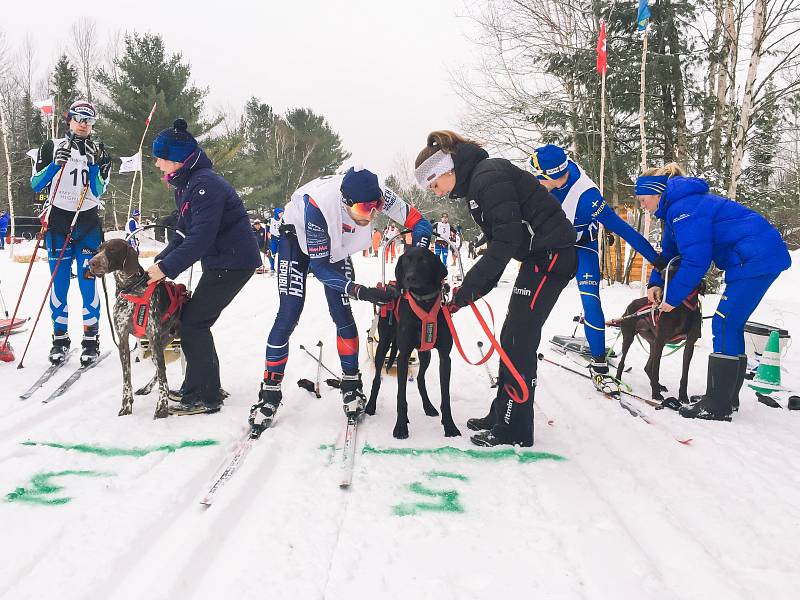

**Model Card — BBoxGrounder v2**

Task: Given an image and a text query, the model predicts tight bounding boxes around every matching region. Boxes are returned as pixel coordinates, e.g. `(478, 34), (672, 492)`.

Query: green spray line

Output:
(424, 470), (469, 481)
(21, 439), (219, 458)
(361, 443), (566, 464)
(6, 470), (114, 506)
(393, 481), (465, 516)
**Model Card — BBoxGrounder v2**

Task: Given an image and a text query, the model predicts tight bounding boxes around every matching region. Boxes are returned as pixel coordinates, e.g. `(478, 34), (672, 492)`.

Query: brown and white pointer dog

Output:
(88, 238), (184, 419)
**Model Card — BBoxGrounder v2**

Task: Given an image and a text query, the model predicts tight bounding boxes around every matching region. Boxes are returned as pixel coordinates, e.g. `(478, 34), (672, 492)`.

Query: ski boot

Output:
(341, 373), (367, 418)
(679, 353), (739, 421)
(589, 357), (620, 396)
(79, 328), (100, 366)
(49, 331), (71, 365)
(466, 405), (496, 431)
(249, 373), (283, 438)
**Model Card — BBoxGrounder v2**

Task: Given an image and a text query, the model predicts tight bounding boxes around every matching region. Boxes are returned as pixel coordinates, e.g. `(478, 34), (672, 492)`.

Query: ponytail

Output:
(415, 130), (482, 168)
(641, 162), (686, 178)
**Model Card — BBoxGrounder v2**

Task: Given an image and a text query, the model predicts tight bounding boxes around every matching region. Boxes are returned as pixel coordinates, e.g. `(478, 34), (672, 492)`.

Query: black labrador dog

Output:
(88, 238), (185, 419)
(365, 247), (460, 439)
(613, 279), (705, 405)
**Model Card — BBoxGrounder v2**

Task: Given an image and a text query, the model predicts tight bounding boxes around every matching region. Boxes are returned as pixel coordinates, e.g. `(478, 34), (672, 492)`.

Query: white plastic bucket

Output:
(743, 321), (791, 357)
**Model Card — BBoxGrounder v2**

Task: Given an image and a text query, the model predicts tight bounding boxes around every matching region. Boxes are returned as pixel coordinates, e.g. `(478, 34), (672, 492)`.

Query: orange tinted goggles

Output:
(348, 198), (383, 219)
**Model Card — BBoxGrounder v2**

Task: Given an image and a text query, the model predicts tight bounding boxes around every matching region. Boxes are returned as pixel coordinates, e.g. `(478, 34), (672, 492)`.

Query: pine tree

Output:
(50, 54), (78, 138)
(96, 32), (220, 216)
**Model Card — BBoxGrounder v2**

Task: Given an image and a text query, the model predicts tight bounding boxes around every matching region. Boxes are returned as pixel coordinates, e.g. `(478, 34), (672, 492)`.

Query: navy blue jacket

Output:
(649, 177), (791, 306)
(155, 150), (261, 278)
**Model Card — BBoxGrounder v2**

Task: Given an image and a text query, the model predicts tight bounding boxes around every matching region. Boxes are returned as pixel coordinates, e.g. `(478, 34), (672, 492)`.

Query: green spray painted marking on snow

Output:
(361, 443), (565, 463)
(21, 439), (219, 458)
(6, 470), (113, 506)
(393, 471), (469, 516)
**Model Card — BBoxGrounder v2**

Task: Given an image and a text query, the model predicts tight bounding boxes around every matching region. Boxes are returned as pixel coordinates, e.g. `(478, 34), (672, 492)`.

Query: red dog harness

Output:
(403, 290), (442, 352)
(120, 280), (189, 339)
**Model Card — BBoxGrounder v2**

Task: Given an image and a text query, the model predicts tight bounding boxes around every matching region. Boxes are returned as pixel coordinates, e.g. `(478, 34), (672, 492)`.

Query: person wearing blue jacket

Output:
(528, 144), (666, 393)
(636, 163), (791, 421)
(0, 211), (9, 249)
(147, 118), (262, 415)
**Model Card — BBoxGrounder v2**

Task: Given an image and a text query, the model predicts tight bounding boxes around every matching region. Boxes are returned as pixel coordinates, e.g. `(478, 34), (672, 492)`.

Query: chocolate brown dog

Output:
(89, 238), (184, 418)
(365, 247), (460, 439)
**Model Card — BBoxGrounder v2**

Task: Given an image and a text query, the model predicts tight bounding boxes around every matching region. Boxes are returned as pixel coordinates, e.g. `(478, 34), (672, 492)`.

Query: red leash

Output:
(442, 301), (530, 404)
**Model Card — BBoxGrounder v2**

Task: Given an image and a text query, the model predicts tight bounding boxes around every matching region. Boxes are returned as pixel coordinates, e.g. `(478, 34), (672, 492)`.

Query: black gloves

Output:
(54, 143), (72, 166)
(452, 284), (479, 308)
(349, 283), (400, 305)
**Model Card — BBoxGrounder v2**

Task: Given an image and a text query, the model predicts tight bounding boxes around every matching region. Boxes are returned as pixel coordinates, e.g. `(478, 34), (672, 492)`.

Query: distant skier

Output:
(126, 209), (140, 254)
(252, 219), (268, 252)
(433, 212), (450, 266)
(249, 166), (433, 437)
(30, 100), (112, 366)
(267, 206), (284, 273)
(0, 210), (9, 249)
(528, 144), (665, 393)
(636, 163), (791, 421)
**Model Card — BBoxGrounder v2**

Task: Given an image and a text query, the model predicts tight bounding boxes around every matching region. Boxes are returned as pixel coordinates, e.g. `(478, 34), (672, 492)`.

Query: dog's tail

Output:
(385, 339), (398, 373)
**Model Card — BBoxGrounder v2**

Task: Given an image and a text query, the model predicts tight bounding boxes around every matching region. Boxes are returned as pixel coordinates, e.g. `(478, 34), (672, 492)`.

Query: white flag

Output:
(119, 151), (142, 173)
(27, 148), (39, 175)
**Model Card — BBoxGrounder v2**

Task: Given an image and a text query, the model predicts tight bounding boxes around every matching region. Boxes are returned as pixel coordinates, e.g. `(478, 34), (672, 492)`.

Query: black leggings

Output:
(181, 269), (253, 401)
(491, 247), (577, 444)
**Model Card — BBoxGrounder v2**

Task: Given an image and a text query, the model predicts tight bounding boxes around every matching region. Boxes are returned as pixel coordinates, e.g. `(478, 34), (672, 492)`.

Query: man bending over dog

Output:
(249, 167), (432, 438)
(146, 119), (261, 415)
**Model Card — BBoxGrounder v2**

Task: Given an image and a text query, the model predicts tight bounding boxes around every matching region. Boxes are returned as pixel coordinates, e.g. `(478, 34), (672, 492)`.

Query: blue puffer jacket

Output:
(155, 150), (261, 279)
(649, 177), (791, 306)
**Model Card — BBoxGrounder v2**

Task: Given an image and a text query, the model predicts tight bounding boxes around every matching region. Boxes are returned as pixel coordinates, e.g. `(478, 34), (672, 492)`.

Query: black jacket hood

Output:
(450, 143), (490, 199)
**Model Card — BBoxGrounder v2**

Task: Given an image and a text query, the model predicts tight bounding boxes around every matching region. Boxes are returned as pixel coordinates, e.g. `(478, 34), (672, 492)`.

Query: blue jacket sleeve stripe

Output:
(88, 164), (107, 198)
(31, 162), (61, 193)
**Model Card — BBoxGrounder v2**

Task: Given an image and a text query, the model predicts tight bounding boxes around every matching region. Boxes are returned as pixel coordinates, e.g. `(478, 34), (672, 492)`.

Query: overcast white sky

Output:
(2, 0), (479, 180)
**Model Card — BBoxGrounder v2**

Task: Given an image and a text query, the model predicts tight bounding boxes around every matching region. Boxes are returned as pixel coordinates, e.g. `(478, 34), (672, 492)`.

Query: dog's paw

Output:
(118, 405), (132, 416)
(392, 422), (409, 439)
(134, 386), (150, 396)
(423, 404), (440, 417)
(443, 423), (461, 437)
(153, 408), (168, 419)
(364, 401), (376, 416)
(658, 383), (668, 393)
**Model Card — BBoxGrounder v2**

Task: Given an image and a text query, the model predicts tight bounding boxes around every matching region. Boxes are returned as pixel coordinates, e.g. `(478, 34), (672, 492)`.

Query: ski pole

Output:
(0, 281), (9, 318)
(314, 340), (323, 398)
(17, 180), (91, 368)
(299, 343), (339, 380)
(476, 341), (497, 387)
(0, 151), (71, 352)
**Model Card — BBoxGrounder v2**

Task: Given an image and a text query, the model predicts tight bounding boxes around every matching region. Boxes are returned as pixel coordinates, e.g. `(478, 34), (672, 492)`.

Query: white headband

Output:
(414, 150), (455, 188)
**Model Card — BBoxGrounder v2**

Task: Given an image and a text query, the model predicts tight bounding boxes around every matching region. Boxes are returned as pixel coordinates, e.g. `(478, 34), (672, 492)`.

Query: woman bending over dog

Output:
(636, 163), (791, 421)
(415, 131), (577, 447)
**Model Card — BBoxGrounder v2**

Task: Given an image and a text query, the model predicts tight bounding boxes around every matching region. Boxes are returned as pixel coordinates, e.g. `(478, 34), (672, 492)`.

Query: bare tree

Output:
(70, 18), (97, 103)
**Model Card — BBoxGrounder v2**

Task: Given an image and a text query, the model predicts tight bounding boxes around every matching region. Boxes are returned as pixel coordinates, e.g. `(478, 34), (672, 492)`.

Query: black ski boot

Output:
(48, 331), (71, 365)
(589, 356), (619, 395)
(249, 373), (283, 438)
(79, 328), (100, 366)
(341, 373), (366, 418)
(466, 408), (495, 432)
(679, 353), (739, 421)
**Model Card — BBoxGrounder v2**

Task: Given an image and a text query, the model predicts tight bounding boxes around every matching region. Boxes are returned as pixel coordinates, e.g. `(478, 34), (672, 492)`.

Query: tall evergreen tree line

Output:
(0, 29), (350, 222)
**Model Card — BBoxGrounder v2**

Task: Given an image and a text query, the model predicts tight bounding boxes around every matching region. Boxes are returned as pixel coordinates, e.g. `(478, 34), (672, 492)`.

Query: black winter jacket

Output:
(451, 143), (576, 301)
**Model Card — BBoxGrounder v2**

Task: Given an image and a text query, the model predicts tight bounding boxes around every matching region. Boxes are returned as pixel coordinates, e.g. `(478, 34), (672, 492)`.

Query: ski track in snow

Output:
(1, 242), (799, 599)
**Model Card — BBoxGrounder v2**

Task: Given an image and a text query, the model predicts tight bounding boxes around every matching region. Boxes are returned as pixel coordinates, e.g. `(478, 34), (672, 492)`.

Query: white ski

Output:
(19, 349), (77, 400)
(339, 416), (361, 488)
(41, 351), (110, 404)
(201, 429), (256, 507)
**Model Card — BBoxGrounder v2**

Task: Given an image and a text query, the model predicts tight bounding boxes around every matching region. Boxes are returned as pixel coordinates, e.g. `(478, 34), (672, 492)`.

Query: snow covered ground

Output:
(1, 238), (798, 600)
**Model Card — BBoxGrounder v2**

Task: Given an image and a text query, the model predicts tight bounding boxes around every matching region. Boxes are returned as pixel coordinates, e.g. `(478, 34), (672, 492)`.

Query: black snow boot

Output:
(466, 404), (496, 431)
(679, 353), (739, 421)
(731, 354), (747, 412)
(341, 372), (367, 418)
(79, 328), (100, 366)
(48, 331), (71, 365)
(249, 373), (283, 438)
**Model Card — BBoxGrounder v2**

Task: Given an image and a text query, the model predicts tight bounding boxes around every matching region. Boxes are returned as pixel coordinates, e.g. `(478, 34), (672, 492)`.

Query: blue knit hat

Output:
(340, 166), (383, 204)
(152, 118), (198, 162)
(528, 144), (569, 180)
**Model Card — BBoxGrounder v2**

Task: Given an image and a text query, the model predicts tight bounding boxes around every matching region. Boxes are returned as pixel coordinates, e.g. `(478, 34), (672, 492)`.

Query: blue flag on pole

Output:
(637, 0), (651, 31)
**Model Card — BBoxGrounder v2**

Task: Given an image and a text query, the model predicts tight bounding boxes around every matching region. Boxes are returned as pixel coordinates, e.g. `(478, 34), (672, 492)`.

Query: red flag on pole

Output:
(596, 20), (608, 75)
(145, 102), (157, 127)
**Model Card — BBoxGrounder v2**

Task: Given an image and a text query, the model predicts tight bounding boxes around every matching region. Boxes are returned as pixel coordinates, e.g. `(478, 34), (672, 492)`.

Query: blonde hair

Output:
(641, 162), (686, 177)
(414, 130), (482, 168)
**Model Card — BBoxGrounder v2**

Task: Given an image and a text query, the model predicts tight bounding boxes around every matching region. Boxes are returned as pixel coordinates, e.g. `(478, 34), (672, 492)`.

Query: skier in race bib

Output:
(249, 166), (433, 438)
(126, 209), (140, 254)
(636, 163), (791, 421)
(31, 100), (111, 366)
(267, 206), (284, 273)
(433, 212), (450, 266)
(528, 144), (666, 393)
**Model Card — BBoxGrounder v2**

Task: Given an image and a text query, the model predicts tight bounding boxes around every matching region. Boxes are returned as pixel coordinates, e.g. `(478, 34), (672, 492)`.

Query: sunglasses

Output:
(71, 115), (96, 125)
(347, 198), (384, 220)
